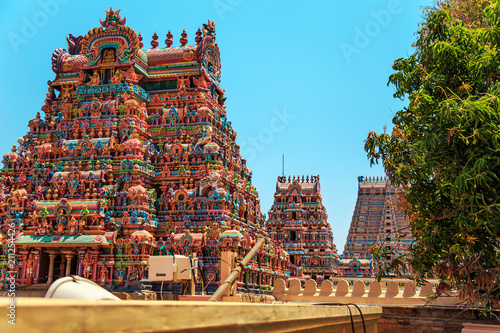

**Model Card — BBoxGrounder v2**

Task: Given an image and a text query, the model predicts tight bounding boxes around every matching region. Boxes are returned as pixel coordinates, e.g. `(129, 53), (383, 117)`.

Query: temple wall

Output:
(378, 306), (500, 333)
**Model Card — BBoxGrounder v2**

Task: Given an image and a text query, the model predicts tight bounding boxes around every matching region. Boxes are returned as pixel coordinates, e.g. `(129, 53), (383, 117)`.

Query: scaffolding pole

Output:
(208, 238), (266, 302)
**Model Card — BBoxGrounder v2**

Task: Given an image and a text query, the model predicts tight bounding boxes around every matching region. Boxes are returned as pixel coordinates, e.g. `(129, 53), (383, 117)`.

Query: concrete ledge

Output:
(0, 297), (382, 333)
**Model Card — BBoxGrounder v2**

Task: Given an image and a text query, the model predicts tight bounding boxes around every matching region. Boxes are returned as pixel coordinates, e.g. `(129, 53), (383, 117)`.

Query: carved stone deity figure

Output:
(25, 253), (37, 280)
(56, 215), (66, 234)
(87, 71), (100, 86)
(68, 217), (78, 235)
(82, 252), (94, 279)
(128, 265), (138, 281)
(117, 266), (125, 285)
(78, 218), (86, 235)
(110, 69), (123, 85)
(99, 266), (109, 285)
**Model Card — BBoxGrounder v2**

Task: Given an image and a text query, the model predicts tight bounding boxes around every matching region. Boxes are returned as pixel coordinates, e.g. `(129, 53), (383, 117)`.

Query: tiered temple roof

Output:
(265, 175), (339, 282)
(340, 176), (412, 277)
(0, 8), (289, 292)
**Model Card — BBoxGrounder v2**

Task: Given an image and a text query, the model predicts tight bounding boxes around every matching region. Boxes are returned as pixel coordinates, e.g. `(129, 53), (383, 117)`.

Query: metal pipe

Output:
(209, 238), (266, 302)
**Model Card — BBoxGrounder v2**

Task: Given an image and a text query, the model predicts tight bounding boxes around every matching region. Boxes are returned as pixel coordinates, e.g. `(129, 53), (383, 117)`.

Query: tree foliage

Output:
(365, 0), (500, 308)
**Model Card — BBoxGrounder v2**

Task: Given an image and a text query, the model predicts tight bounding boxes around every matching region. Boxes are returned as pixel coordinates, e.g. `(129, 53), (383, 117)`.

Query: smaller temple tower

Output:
(340, 176), (412, 277)
(266, 175), (339, 282)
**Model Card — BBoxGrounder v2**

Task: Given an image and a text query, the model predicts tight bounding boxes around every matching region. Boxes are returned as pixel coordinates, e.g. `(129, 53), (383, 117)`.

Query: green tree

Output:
(365, 0), (500, 308)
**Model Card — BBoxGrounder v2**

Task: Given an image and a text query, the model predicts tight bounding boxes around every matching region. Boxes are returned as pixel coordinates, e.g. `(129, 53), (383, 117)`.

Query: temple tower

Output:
(339, 176), (412, 277)
(0, 8), (289, 293)
(265, 175), (339, 282)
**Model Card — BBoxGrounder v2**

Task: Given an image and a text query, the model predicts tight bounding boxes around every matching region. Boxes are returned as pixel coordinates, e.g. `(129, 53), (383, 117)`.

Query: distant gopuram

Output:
(340, 176), (412, 277)
(265, 175), (339, 282)
(0, 8), (289, 292)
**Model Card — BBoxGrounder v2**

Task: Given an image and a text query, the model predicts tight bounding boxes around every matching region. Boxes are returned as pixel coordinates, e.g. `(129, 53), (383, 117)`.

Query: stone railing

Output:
(273, 278), (461, 306)
(330, 277), (442, 290)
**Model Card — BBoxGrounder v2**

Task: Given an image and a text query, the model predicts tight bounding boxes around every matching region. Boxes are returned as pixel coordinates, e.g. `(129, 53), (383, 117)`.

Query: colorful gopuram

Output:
(265, 175), (339, 282)
(0, 8), (289, 292)
(339, 176), (412, 277)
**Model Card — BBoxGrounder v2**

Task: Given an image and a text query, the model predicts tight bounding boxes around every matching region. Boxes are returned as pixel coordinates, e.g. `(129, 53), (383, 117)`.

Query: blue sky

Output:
(0, 0), (433, 253)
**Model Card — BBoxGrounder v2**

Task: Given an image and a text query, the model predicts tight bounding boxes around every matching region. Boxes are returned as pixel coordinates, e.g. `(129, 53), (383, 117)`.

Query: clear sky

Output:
(0, 0), (433, 253)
